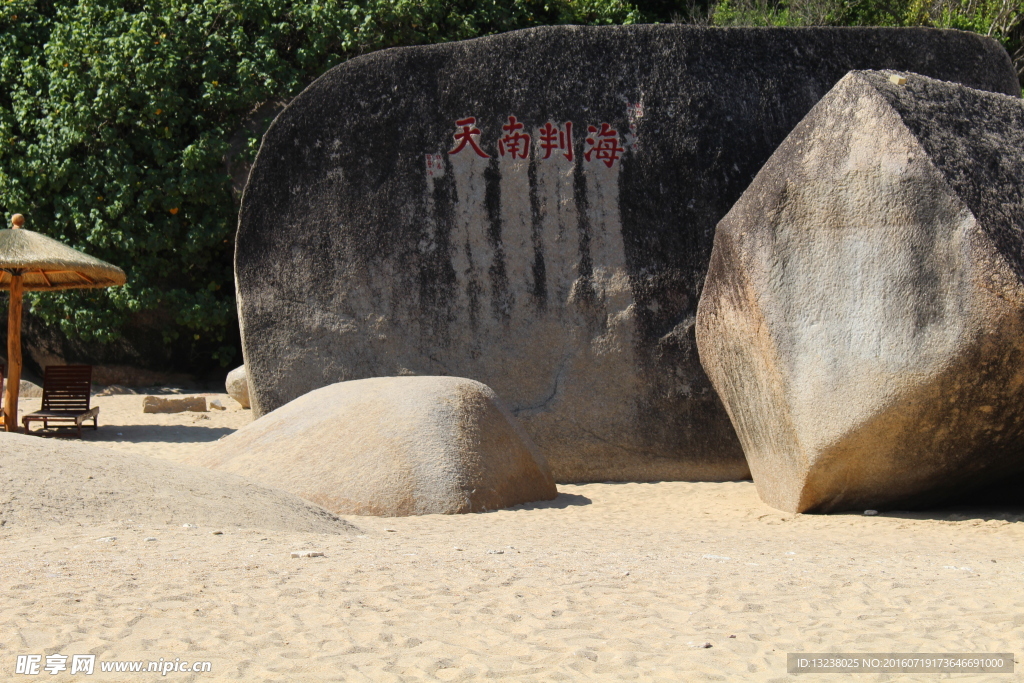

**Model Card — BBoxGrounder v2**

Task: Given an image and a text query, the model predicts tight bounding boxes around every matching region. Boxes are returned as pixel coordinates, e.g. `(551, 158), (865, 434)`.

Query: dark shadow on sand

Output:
(830, 475), (1024, 523)
(76, 424), (237, 444)
(510, 493), (592, 511)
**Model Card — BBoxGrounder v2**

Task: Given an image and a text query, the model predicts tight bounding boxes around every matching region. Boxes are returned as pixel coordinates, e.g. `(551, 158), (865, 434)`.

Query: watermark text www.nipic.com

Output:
(15, 654), (213, 676)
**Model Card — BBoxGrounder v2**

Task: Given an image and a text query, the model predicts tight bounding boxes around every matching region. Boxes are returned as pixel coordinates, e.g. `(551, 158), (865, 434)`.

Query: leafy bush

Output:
(705, 0), (1023, 85)
(0, 0), (640, 371)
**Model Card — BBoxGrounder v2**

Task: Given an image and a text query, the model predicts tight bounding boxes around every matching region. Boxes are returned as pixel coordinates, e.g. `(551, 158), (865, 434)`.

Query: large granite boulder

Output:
(196, 376), (558, 516)
(696, 70), (1024, 513)
(236, 25), (1018, 483)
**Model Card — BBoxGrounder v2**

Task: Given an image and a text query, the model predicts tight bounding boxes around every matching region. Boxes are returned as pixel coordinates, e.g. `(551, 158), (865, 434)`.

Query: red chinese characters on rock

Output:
(445, 117), (625, 167)
(449, 117), (490, 158)
(425, 153), (445, 178)
(538, 122), (574, 162)
(583, 123), (625, 168)
(498, 116), (531, 160)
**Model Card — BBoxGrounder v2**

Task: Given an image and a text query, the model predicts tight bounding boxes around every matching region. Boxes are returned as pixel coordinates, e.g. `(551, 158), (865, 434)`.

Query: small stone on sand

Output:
(143, 395), (207, 414)
(291, 551), (324, 558)
(864, 510), (879, 516)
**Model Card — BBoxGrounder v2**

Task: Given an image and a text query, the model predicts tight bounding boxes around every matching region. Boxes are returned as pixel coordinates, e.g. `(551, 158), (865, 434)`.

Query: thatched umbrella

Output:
(0, 214), (126, 431)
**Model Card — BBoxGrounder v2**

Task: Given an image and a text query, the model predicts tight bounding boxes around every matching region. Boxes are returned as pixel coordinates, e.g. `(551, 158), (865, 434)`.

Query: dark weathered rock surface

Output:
(697, 70), (1024, 512)
(20, 310), (204, 387)
(237, 25), (1018, 483)
(198, 376), (558, 516)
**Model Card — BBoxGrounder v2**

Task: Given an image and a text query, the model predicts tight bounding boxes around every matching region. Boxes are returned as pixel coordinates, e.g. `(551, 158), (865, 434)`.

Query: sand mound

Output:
(0, 432), (357, 534)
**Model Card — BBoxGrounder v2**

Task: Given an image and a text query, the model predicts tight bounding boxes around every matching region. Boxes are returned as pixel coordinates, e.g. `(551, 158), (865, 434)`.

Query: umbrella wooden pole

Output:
(4, 272), (22, 432)
(4, 213), (25, 432)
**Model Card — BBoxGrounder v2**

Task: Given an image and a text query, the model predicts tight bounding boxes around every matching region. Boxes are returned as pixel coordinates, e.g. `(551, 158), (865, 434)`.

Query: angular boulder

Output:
(236, 25), (1018, 483)
(696, 70), (1024, 513)
(197, 376), (558, 516)
(225, 365), (250, 408)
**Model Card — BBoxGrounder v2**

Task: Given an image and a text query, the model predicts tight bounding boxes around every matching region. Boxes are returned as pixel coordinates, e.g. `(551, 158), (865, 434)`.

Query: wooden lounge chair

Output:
(23, 365), (98, 437)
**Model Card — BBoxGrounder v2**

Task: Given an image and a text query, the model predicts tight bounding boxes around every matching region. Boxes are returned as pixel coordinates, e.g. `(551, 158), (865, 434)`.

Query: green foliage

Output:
(0, 0), (640, 369)
(644, 0), (1021, 74)
(707, 0), (1024, 86)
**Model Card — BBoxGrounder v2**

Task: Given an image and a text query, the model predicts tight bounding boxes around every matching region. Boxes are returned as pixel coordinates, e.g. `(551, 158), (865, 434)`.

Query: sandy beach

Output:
(1, 392), (1022, 681)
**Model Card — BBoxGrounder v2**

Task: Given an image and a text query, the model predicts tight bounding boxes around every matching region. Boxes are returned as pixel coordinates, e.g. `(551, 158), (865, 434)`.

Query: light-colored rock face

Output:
(198, 376), (558, 516)
(225, 365), (249, 408)
(18, 380), (42, 398)
(142, 396), (207, 414)
(696, 70), (1024, 513)
(236, 26), (1019, 483)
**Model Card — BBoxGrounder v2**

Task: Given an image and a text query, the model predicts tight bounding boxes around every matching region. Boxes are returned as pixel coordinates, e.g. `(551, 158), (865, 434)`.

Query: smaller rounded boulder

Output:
(199, 376), (558, 516)
(225, 365), (250, 408)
